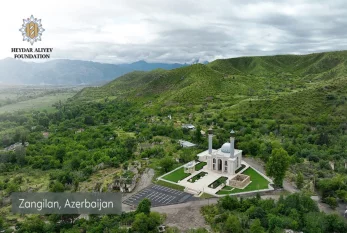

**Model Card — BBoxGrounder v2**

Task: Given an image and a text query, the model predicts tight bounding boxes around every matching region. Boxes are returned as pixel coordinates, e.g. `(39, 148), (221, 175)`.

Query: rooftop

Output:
(179, 140), (196, 147)
(182, 124), (195, 129)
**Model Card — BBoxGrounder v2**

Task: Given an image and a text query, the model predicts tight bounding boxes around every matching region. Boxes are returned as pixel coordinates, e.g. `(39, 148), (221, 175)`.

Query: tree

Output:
(50, 181), (65, 192)
(223, 215), (242, 233)
(303, 212), (325, 233)
(325, 197), (338, 210)
(266, 148), (290, 187)
(268, 214), (284, 232)
(218, 196), (240, 211)
(15, 145), (26, 166)
(0, 216), (4, 229)
(194, 125), (202, 143)
(159, 156), (175, 173)
(136, 198), (151, 215)
(17, 216), (46, 233)
(296, 172), (304, 189)
(325, 214), (347, 233)
(38, 116), (50, 128)
(250, 219), (265, 233)
(84, 116), (95, 125)
(132, 212), (162, 232)
(55, 147), (66, 163)
(180, 149), (195, 163)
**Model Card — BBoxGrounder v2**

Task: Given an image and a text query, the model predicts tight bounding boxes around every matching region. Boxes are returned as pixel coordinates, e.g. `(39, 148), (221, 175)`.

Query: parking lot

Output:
(123, 184), (197, 207)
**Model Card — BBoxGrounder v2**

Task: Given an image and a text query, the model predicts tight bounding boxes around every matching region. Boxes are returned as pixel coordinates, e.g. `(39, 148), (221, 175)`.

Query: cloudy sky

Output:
(1, 0), (347, 64)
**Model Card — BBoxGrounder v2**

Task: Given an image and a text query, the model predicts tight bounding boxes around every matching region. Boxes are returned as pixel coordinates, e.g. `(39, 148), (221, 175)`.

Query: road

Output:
(151, 194), (282, 212)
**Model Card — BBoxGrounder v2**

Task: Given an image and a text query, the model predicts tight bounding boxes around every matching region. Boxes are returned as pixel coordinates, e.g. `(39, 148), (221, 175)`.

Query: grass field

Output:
(217, 167), (270, 195)
(156, 180), (185, 191)
(162, 167), (190, 183)
(195, 162), (207, 171)
(0, 92), (75, 114)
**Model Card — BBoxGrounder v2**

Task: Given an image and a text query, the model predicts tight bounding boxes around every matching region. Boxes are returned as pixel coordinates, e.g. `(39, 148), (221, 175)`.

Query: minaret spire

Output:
(208, 128), (213, 154)
(230, 129), (235, 158)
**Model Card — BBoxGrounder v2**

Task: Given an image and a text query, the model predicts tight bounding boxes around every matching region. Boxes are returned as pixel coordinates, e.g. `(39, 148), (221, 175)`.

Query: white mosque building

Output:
(198, 129), (242, 175)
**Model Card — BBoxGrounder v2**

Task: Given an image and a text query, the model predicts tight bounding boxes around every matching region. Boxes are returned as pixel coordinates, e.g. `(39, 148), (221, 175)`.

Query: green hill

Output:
(74, 50), (347, 119)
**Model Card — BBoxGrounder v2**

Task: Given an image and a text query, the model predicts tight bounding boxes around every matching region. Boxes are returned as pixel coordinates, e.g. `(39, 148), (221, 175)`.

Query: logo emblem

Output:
(19, 15), (45, 45)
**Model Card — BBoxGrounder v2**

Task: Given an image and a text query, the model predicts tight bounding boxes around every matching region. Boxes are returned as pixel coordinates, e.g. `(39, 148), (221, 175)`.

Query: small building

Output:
(184, 161), (196, 173)
(182, 124), (195, 130)
(179, 140), (196, 148)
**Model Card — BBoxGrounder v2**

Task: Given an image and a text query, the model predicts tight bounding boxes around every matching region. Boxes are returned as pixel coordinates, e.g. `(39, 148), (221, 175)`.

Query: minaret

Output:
(208, 128), (213, 154)
(230, 129), (235, 158)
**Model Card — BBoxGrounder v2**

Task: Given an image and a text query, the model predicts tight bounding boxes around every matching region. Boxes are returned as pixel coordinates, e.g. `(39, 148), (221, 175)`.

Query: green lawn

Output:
(162, 167), (190, 183)
(200, 193), (215, 199)
(217, 167), (270, 195)
(195, 162), (207, 171)
(156, 180), (185, 191)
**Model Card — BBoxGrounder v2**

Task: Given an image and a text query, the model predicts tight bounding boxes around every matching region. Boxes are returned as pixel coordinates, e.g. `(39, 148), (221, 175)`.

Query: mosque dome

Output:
(221, 143), (232, 153)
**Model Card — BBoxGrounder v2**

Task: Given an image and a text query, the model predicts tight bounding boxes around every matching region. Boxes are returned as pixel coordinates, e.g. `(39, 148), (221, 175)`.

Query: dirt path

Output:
(122, 168), (155, 212)
(122, 168), (154, 200)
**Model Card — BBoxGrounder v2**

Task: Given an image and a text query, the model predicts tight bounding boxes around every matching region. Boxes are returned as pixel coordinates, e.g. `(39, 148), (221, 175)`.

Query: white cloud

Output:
(1, 0), (347, 64)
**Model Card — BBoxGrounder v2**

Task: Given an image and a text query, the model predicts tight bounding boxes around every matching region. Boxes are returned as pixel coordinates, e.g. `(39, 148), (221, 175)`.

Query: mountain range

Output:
(0, 58), (186, 85)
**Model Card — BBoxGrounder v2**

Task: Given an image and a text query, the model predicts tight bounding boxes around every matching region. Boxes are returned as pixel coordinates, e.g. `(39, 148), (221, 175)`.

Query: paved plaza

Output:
(123, 184), (198, 207)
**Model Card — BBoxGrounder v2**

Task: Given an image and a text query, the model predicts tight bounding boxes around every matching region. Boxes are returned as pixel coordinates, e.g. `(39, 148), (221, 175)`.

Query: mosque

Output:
(197, 129), (242, 175)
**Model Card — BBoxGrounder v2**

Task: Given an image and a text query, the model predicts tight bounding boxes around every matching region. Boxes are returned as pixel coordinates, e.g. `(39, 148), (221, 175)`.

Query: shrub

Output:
(325, 197), (338, 210)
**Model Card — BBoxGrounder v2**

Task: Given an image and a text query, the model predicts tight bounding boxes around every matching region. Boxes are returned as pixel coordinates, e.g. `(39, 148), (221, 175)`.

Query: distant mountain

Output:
(0, 58), (186, 85)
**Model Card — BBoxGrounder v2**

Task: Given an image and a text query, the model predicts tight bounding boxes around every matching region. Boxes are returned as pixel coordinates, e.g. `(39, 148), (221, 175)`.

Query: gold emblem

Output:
(19, 15), (45, 45)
